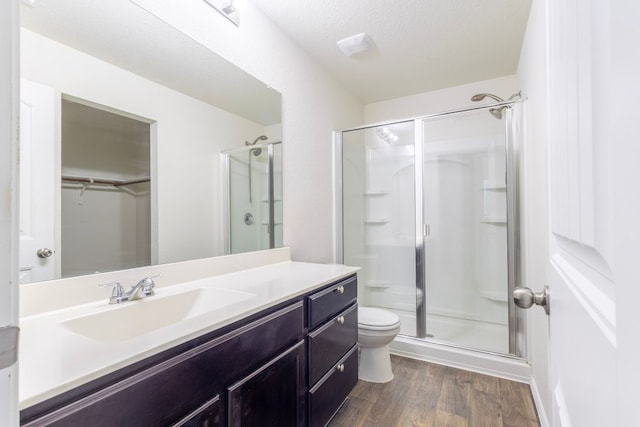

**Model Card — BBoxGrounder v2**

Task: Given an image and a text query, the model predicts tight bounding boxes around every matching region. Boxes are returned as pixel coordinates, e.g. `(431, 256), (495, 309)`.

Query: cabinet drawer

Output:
(308, 345), (358, 427)
(307, 275), (357, 329)
(308, 303), (357, 385)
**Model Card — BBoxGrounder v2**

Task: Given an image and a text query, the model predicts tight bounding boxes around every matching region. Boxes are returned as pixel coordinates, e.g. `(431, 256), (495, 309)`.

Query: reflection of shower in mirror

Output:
(222, 142), (283, 255)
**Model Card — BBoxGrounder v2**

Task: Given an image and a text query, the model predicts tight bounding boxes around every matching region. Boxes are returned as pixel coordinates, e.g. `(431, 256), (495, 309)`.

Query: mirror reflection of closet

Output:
(61, 97), (152, 277)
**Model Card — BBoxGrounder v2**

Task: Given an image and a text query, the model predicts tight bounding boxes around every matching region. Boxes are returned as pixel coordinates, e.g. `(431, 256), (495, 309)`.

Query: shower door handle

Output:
(513, 286), (550, 315)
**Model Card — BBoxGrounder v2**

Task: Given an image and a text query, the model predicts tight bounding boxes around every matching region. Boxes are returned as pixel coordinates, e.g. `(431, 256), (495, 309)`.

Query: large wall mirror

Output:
(19, 0), (282, 284)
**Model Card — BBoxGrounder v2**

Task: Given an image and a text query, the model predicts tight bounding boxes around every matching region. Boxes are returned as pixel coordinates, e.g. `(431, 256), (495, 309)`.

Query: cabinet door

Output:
(228, 340), (305, 427)
(172, 395), (223, 427)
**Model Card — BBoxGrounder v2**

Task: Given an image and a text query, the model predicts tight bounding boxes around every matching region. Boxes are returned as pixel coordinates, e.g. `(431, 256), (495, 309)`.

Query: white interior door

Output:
(545, 1), (640, 426)
(19, 79), (57, 283)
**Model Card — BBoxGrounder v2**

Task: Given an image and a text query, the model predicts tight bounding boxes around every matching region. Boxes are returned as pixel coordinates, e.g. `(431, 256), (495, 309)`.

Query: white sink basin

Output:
(62, 287), (256, 343)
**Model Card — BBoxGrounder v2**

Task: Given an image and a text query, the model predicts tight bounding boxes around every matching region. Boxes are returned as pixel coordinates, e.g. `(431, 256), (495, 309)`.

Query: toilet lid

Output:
(358, 307), (400, 328)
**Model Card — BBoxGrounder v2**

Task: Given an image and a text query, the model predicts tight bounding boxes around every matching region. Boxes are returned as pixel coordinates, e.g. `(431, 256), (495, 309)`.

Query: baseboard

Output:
(390, 335), (531, 383)
(530, 376), (550, 427)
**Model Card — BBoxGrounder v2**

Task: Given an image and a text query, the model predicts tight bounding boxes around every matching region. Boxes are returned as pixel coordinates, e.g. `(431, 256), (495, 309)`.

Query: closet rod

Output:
(61, 176), (150, 187)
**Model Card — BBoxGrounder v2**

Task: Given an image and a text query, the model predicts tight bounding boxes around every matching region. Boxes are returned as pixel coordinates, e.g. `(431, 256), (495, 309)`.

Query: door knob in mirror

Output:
(36, 248), (53, 259)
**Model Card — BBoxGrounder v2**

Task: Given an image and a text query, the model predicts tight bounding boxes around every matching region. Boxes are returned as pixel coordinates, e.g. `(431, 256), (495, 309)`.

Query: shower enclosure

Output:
(222, 141), (282, 254)
(338, 100), (524, 357)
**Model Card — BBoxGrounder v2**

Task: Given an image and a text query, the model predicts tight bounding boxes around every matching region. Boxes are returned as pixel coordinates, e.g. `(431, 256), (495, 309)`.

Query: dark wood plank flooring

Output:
(328, 355), (540, 427)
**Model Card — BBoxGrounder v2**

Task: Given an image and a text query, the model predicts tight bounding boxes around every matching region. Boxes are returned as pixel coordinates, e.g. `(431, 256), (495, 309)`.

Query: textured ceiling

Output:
(250, 0), (532, 103)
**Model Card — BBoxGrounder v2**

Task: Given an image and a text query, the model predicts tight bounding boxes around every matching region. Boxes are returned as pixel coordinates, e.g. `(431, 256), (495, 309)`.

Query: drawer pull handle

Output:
(335, 285), (345, 294)
(336, 363), (345, 373)
(336, 316), (345, 324)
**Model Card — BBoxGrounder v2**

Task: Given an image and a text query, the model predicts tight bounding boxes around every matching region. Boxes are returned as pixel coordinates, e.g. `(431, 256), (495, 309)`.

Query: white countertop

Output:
(19, 260), (358, 409)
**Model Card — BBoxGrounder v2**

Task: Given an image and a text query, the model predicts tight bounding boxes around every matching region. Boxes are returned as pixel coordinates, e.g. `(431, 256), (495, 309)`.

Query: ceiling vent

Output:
(336, 33), (375, 57)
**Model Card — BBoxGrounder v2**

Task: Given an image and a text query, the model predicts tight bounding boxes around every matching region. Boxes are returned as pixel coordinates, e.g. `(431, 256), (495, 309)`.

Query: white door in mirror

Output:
(19, 79), (56, 283)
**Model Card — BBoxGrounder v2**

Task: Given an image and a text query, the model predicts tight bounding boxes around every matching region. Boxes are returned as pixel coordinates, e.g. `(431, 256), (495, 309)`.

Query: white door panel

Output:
(545, 0), (639, 426)
(19, 79), (57, 283)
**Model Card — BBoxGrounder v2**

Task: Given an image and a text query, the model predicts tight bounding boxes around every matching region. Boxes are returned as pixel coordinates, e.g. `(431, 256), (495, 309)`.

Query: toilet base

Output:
(358, 345), (393, 383)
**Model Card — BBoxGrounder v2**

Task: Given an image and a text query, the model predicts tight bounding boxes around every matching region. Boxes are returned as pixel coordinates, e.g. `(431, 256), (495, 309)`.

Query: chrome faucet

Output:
(101, 275), (159, 304)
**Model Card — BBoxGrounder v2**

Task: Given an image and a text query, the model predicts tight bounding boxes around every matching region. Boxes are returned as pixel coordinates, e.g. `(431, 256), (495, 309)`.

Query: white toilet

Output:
(357, 306), (401, 383)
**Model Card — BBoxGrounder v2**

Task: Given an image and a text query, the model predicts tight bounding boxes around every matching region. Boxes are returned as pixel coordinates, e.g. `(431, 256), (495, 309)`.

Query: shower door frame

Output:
(221, 141), (281, 254)
(335, 100), (525, 357)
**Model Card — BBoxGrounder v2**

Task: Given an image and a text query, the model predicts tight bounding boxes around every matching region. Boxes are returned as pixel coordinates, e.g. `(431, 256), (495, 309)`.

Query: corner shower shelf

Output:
(480, 217), (507, 224)
(480, 182), (506, 191)
(364, 280), (392, 289)
(364, 219), (390, 224)
(479, 290), (508, 303)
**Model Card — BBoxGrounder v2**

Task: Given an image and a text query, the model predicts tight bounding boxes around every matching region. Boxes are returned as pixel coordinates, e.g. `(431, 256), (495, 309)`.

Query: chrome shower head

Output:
(245, 135), (267, 156)
(489, 107), (504, 120)
(246, 135), (268, 146)
(471, 93), (504, 103)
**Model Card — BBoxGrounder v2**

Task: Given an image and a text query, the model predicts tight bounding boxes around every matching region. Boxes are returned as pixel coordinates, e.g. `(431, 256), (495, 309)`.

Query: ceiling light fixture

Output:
(203, 0), (239, 26)
(376, 127), (398, 144)
(336, 33), (375, 57)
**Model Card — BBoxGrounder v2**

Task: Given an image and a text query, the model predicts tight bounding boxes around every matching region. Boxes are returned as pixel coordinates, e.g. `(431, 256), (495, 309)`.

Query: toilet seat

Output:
(358, 307), (400, 330)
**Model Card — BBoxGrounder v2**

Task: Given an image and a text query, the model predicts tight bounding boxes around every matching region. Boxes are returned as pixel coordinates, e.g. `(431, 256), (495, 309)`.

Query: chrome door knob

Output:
(513, 286), (550, 315)
(36, 248), (53, 259)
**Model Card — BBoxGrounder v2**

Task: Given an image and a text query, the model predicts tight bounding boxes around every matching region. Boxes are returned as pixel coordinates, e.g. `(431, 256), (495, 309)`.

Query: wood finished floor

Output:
(328, 355), (540, 427)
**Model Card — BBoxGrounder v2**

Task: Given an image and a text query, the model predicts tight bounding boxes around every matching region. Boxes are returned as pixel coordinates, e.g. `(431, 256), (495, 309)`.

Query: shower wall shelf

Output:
(480, 182), (506, 191)
(364, 280), (392, 288)
(364, 191), (390, 196)
(364, 219), (390, 224)
(479, 290), (508, 303)
(480, 184), (507, 191)
(480, 217), (507, 224)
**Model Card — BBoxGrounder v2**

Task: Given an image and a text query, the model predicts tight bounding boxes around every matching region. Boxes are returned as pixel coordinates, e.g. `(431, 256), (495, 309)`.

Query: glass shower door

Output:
(341, 121), (419, 335)
(421, 109), (509, 353)
(225, 142), (282, 254)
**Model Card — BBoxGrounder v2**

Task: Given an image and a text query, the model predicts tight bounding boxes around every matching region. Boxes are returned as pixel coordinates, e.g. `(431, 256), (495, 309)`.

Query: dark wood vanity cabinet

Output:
(21, 274), (358, 427)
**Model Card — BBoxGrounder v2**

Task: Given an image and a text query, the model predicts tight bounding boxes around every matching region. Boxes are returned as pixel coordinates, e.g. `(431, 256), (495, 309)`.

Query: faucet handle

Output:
(99, 282), (125, 304)
(138, 274), (161, 295)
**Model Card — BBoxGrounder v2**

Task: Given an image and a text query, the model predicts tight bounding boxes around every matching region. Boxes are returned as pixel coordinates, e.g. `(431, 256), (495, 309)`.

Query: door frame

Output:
(0, 0), (20, 425)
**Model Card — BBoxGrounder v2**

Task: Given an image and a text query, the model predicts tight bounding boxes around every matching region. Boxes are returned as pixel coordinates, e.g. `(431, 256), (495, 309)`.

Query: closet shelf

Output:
(62, 175), (150, 187)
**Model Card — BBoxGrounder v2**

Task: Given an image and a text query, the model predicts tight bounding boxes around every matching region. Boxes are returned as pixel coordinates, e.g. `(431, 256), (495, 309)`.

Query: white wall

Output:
(365, 75), (519, 123)
(129, 0), (364, 264)
(21, 29), (267, 265)
(516, 0), (550, 424)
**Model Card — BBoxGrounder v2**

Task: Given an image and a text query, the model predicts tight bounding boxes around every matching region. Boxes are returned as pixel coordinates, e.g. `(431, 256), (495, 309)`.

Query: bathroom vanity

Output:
(19, 250), (358, 426)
